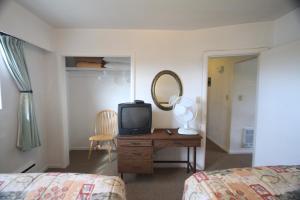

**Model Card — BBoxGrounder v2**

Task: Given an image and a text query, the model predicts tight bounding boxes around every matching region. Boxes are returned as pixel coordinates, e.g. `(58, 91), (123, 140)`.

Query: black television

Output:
(118, 101), (152, 135)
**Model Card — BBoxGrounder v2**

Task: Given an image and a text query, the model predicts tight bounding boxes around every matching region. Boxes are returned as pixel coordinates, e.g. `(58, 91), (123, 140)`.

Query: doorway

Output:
(205, 55), (258, 170)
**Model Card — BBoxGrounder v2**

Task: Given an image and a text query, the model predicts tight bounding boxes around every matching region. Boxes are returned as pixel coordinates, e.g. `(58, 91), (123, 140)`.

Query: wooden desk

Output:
(117, 129), (202, 178)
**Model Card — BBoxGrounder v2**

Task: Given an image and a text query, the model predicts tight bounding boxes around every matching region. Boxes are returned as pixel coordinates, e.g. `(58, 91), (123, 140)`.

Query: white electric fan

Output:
(169, 96), (198, 135)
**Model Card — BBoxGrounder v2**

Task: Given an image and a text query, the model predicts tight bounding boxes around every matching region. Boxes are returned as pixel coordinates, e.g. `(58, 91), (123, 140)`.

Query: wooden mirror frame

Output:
(151, 70), (183, 111)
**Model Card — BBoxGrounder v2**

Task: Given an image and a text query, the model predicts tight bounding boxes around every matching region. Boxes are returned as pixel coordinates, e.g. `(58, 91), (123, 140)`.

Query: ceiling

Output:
(15, 0), (299, 30)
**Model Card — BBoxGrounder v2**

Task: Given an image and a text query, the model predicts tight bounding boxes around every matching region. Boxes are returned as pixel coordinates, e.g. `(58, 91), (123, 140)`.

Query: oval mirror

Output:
(151, 70), (183, 111)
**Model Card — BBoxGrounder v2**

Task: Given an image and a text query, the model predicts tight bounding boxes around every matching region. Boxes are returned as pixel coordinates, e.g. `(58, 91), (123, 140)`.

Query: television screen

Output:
(121, 107), (150, 129)
(118, 102), (152, 135)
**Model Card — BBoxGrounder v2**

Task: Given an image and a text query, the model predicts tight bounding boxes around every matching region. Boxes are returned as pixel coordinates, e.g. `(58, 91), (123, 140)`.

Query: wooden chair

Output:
(88, 110), (118, 161)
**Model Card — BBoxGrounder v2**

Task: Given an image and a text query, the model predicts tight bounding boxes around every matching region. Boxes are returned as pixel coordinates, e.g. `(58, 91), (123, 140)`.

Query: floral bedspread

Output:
(0, 173), (125, 200)
(183, 166), (300, 200)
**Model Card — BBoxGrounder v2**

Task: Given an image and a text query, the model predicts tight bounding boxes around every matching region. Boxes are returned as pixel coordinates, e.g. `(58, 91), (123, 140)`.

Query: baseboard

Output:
(47, 163), (68, 169)
(70, 147), (117, 151)
(15, 162), (49, 173)
(15, 161), (36, 173)
(70, 147), (90, 150)
(229, 149), (253, 154)
(40, 165), (49, 172)
(206, 136), (229, 153)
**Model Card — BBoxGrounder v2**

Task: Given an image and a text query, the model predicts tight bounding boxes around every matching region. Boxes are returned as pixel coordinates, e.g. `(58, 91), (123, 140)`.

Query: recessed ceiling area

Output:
(15, 0), (299, 30)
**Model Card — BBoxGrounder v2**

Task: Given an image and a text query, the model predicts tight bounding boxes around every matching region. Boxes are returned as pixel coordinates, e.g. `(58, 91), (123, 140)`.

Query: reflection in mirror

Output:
(155, 74), (180, 107)
(151, 70), (183, 111)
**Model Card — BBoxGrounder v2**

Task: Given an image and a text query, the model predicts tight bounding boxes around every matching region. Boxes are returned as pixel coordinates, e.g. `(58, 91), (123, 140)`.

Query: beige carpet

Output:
(205, 139), (252, 171)
(47, 140), (252, 200)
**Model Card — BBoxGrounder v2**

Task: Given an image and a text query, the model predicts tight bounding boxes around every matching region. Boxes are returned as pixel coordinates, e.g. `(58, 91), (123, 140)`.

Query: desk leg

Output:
(187, 147), (190, 173)
(193, 147), (196, 173)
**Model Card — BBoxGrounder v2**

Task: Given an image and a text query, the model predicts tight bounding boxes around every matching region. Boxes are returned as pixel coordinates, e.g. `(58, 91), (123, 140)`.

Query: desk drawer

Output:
(118, 139), (152, 147)
(154, 139), (201, 148)
(118, 146), (152, 160)
(118, 159), (153, 174)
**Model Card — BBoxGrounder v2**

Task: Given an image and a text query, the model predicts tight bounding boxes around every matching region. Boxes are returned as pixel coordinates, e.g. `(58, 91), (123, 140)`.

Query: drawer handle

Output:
(130, 142), (141, 145)
(133, 166), (142, 169)
(174, 142), (183, 145)
(133, 152), (142, 156)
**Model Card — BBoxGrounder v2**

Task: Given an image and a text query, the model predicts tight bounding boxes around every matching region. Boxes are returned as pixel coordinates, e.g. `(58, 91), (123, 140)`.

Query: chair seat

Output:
(89, 134), (114, 141)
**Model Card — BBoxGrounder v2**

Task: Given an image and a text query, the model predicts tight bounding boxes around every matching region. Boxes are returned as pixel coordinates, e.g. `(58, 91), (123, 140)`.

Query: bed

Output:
(0, 173), (126, 200)
(183, 166), (300, 200)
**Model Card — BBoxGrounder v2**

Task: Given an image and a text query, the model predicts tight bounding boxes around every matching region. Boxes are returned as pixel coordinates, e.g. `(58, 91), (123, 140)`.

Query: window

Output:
(0, 45), (3, 110)
(0, 53), (4, 110)
(0, 58), (3, 110)
(0, 81), (2, 110)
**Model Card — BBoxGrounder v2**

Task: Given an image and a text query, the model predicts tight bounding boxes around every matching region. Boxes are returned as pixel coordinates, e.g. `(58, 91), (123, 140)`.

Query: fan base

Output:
(178, 128), (198, 135)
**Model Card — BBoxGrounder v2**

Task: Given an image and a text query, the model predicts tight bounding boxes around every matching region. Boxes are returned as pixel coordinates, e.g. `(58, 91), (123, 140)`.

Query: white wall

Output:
(0, 0), (68, 170)
(55, 22), (273, 169)
(42, 54), (71, 168)
(0, 0), (54, 51)
(207, 58), (234, 151)
(273, 8), (300, 47)
(230, 58), (257, 154)
(67, 70), (130, 149)
(254, 40), (300, 166)
(252, 7), (300, 166)
(0, 44), (53, 172)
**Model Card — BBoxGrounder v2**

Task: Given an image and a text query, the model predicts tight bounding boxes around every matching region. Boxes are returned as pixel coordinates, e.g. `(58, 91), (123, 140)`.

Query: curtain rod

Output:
(0, 32), (27, 43)
(0, 31), (52, 52)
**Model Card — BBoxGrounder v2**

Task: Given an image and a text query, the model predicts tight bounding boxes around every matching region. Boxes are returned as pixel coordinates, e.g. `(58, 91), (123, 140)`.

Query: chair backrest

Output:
(95, 110), (118, 136)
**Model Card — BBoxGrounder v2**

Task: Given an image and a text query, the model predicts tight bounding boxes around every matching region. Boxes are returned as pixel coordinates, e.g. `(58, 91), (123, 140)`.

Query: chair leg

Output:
(88, 140), (94, 159)
(108, 147), (112, 162)
(113, 139), (117, 150)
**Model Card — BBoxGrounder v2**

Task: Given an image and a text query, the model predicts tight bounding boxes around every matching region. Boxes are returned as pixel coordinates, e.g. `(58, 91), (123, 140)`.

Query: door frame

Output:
(201, 48), (268, 169)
